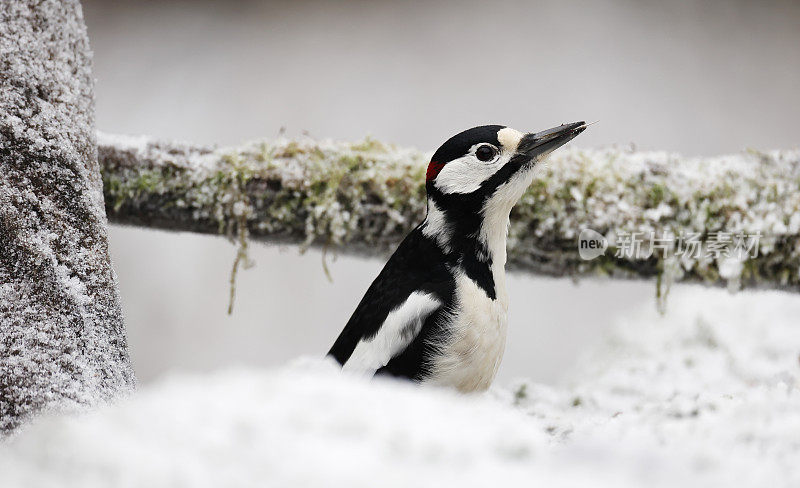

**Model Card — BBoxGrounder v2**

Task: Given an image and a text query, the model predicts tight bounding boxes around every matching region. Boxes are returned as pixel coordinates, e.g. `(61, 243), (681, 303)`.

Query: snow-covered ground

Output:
(1, 284), (799, 487)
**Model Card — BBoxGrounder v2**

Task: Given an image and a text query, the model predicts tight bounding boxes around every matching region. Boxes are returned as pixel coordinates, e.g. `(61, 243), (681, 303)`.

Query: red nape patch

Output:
(426, 161), (446, 181)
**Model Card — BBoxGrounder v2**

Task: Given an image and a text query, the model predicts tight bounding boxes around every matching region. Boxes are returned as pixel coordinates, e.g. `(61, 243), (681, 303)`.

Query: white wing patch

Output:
(343, 292), (441, 375)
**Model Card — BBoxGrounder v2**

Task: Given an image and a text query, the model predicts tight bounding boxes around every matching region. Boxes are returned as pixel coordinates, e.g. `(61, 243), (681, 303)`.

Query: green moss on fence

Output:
(99, 135), (800, 311)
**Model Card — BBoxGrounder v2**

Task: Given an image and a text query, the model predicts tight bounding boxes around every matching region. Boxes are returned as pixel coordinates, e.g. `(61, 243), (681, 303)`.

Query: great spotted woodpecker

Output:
(328, 122), (587, 392)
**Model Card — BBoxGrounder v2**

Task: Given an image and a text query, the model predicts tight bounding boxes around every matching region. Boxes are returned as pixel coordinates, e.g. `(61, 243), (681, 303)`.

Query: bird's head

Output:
(425, 122), (586, 218)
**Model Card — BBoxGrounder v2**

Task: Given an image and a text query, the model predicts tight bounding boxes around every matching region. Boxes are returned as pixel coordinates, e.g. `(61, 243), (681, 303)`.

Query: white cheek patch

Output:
(497, 127), (523, 153)
(435, 154), (509, 194)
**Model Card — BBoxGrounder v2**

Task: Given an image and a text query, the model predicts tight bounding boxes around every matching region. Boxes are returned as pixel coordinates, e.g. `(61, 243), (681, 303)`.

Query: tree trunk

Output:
(0, 0), (133, 433)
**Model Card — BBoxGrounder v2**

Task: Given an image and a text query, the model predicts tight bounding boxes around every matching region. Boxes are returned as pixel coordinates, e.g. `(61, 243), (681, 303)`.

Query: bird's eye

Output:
(475, 145), (497, 162)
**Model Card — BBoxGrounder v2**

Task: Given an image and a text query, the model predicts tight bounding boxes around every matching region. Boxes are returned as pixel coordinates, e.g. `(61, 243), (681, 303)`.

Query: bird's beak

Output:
(516, 121), (587, 161)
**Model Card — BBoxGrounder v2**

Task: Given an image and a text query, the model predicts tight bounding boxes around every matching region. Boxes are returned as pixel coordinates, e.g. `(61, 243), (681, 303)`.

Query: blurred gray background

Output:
(82, 0), (800, 385)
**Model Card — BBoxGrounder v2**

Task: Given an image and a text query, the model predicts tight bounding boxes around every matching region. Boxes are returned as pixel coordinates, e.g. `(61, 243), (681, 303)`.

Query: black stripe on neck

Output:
(426, 190), (497, 300)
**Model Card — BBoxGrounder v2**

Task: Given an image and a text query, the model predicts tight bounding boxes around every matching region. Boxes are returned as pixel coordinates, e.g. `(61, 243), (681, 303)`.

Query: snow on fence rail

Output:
(98, 133), (800, 297)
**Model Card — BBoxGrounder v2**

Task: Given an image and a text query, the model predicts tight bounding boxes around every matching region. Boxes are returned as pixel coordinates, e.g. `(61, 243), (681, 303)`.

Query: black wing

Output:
(328, 227), (455, 379)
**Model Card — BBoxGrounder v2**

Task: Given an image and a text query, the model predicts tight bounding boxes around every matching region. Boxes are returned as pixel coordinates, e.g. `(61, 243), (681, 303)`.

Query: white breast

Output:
(426, 270), (509, 392)
(423, 184), (519, 392)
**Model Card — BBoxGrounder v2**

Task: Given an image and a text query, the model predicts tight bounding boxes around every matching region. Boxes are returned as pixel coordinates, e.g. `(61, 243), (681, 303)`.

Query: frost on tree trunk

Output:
(0, 0), (134, 433)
